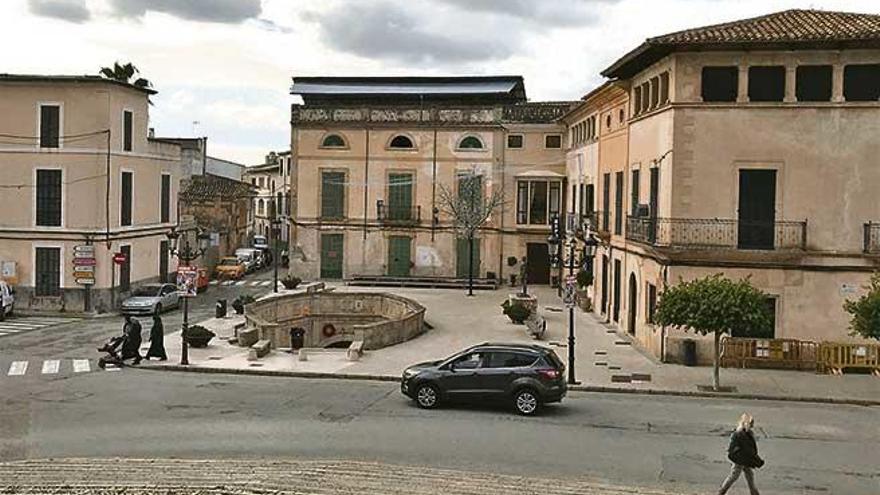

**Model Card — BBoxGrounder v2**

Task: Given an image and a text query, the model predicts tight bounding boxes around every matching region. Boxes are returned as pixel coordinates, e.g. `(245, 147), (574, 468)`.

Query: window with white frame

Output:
(516, 179), (561, 225)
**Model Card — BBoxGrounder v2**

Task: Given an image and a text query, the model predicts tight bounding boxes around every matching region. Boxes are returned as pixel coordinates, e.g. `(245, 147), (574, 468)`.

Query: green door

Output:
(456, 237), (480, 278)
(387, 236), (412, 277)
(388, 173), (413, 221)
(320, 233), (344, 279)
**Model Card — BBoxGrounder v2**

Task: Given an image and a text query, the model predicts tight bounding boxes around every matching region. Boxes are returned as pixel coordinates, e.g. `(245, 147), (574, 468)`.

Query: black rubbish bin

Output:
(682, 339), (697, 367)
(290, 327), (305, 350)
(215, 299), (227, 319)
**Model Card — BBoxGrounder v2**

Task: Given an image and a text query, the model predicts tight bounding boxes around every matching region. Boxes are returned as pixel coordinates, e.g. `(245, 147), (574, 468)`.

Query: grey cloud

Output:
(303, 2), (516, 65)
(110, 0), (262, 23)
(437, 0), (617, 27)
(28, 0), (91, 23)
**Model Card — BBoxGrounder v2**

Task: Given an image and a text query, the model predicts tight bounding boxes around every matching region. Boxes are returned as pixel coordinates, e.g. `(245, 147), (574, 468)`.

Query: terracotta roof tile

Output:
(180, 174), (254, 201)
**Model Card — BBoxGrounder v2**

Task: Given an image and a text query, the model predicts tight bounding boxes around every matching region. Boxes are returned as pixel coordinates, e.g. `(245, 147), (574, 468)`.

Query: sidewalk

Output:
(146, 284), (880, 405)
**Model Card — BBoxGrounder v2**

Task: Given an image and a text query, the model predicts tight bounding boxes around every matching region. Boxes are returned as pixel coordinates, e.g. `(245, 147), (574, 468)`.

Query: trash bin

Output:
(682, 339), (697, 367)
(290, 327), (305, 350)
(215, 299), (227, 319)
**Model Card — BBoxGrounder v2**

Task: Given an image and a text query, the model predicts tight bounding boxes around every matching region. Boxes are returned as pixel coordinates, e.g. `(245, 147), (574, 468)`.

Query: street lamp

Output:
(166, 226), (210, 366)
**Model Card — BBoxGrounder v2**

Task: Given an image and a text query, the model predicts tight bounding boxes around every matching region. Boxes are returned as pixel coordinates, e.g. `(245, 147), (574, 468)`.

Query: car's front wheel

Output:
(414, 383), (440, 409)
(513, 388), (541, 416)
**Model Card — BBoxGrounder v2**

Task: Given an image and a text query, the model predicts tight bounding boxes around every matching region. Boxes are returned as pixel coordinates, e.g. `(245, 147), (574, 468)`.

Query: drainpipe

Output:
(661, 264), (669, 363)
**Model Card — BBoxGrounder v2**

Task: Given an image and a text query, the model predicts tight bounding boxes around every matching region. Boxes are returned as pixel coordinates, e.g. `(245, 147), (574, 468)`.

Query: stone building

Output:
(243, 151), (292, 247)
(581, 9), (880, 362)
(0, 74), (181, 312)
(287, 76), (574, 282)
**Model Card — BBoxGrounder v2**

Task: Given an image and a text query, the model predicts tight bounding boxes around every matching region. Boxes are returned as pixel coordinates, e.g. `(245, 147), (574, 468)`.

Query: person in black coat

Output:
(145, 314), (167, 361)
(718, 413), (763, 495)
(120, 315), (143, 365)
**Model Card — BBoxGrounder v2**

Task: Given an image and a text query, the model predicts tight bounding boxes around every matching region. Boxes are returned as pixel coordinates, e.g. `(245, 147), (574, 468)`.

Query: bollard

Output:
(215, 299), (227, 318)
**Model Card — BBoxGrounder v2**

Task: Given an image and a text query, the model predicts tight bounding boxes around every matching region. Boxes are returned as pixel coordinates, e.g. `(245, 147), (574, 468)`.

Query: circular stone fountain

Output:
(244, 290), (426, 350)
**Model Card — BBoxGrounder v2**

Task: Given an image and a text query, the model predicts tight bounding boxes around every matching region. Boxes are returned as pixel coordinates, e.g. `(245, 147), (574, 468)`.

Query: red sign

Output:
(113, 253), (127, 265)
(73, 257), (96, 266)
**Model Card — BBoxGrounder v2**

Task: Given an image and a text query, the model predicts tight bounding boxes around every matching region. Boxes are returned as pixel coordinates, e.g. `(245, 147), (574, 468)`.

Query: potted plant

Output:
(232, 294), (256, 315)
(501, 299), (531, 324)
(575, 269), (593, 312)
(281, 275), (302, 290)
(185, 324), (216, 348)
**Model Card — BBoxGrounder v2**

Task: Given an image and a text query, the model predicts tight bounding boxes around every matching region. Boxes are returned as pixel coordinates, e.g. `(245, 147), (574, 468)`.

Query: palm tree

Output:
(99, 61), (151, 89)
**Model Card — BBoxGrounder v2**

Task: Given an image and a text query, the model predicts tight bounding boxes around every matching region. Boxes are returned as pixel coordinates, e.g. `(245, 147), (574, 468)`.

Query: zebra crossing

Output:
(209, 279), (280, 288)
(0, 316), (81, 338)
(3, 358), (97, 377)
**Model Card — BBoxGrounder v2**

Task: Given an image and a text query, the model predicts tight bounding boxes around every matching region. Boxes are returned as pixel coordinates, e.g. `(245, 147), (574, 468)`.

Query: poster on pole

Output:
(176, 266), (198, 297)
(563, 275), (577, 308)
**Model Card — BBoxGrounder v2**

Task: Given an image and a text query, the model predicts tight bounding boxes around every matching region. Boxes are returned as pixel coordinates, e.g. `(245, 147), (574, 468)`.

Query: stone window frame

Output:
(387, 133), (417, 151)
(319, 132), (349, 149)
(456, 134), (485, 151)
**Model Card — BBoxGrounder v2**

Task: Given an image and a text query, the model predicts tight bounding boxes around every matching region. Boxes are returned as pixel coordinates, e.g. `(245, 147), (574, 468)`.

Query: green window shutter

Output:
(388, 173), (413, 220)
(321, 172), (345, 219)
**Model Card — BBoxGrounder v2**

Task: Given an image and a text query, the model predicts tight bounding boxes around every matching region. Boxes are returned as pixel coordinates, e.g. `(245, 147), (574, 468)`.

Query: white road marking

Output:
(209, 280), (219, 285)
(235, 281), (245, 286)
(41, 360), (60, 374)
(73, 359), (90, 373)
(260, 281), (271, 286)
(249, 281), (261, 286)
(8, 361), (28, 376)
(222, 280), (234, 286)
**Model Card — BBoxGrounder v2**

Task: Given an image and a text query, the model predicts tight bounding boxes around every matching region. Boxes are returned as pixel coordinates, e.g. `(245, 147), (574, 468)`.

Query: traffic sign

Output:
(177, 266), (198, 297)
(72, 265), (94, 273)
(563, 276), (577, 308)
(113, 253), (127, 265)
(73, 271), (95, 279)
(72, 257), (96, 266)
(75, 277), (96, 285)
(73, 245), (95, 256)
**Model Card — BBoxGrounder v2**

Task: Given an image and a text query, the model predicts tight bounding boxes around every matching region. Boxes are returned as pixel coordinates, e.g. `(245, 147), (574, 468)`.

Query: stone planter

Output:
(508, 293), (537, 313)
(575, 288), (592, 312)
(502, 293), (537, 325)
(186, 336), (213, 348)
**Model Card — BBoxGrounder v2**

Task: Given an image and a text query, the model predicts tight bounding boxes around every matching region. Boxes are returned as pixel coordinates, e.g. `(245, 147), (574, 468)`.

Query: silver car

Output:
(121, 283), (180, 315)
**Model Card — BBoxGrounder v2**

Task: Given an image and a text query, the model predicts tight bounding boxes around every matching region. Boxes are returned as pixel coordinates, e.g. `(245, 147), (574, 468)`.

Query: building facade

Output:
(287, 76), (574, 282)
(585, 9), (880, 362)
(0, 75), (181, 313)
(243, 151), (291, 248)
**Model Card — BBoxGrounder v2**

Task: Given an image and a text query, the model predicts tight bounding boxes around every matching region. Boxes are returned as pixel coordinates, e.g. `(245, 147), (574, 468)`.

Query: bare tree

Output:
(437, 168), (505, 296)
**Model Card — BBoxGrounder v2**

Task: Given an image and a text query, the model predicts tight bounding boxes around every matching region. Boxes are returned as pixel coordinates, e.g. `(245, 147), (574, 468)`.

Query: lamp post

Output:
(547, 215), (561, 296)
(166, 227), (210, 366)
(549, 214), (599, 385)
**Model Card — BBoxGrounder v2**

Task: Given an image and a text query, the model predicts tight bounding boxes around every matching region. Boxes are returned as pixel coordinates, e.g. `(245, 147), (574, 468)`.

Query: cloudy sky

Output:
(4, 0), (877, 164)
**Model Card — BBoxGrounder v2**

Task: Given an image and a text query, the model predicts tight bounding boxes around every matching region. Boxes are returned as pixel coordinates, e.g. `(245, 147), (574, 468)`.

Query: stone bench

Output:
(347, 340), (364, 361)
(238, 327), (259, 348)
(248, 339), (271, 361)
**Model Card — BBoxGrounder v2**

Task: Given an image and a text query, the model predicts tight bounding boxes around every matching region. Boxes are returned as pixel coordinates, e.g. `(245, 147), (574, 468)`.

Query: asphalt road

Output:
(1, 270), (878, 494)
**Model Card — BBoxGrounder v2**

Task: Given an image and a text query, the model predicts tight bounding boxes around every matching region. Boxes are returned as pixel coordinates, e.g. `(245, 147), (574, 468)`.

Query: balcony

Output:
(865, 222), (880, 254)
(378, 204), (421, 225)
(626, 216), (807, 250)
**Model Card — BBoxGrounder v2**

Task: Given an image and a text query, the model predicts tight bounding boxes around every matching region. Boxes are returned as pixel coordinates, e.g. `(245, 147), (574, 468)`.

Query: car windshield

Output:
(132, 286), (161, 297)
(219, 259), (238, 266)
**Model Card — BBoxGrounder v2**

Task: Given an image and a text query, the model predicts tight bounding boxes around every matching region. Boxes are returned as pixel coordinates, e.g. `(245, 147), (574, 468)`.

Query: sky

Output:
(3, 0), (878, 165)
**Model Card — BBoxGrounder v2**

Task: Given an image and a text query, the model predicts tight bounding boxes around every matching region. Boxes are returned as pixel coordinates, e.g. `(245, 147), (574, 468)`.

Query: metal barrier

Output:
(819, 342), (880, 375)
(720, 337), (819, 370)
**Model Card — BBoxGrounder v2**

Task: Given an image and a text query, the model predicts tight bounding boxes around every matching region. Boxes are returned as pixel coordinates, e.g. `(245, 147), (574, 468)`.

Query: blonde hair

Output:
(737, 413), (754, 431)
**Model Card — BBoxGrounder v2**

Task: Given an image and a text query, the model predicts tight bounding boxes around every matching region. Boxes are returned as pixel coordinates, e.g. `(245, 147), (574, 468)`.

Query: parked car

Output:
(121, 283), (180, 315)
(235, 248), (260, 272)
(0, 280), (15, 321)
(215, 257), (245, 280)
(252, 235), (269, 251)
(401, 342), (567, 416)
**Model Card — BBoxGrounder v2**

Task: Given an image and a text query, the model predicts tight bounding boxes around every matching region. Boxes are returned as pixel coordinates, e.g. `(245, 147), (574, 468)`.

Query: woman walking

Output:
(718, 413), (764, 495)
(145, 314), (167, 361)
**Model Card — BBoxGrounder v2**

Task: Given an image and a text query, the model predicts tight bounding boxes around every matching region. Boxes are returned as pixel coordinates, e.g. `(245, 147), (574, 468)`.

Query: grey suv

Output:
(401, 343), (567, 415)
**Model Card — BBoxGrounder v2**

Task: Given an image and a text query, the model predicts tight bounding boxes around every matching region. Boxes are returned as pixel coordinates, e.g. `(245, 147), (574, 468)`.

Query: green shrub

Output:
(576, 269), (593, 289)
(501, 299), (531, 324)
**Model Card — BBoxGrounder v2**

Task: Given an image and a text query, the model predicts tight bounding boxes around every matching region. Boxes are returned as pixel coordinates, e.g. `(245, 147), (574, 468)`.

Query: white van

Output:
(0, 281), (15, 321)
(235, 248), (259, 273)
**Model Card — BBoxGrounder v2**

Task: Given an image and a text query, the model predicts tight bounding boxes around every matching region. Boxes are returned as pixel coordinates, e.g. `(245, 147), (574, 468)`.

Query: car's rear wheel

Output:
(415, 383), (440, 409)
(154, 304), (163, 315)
(513, 388), (541, 416)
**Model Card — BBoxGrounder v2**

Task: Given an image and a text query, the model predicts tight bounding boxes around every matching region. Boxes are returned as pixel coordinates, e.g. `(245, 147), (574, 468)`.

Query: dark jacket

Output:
(728, 429), (764, 468)
(120, 318), (143, 359)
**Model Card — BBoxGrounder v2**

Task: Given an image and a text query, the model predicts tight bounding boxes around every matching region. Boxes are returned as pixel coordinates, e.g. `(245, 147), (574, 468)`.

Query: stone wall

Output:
(245, 291), (425, 350)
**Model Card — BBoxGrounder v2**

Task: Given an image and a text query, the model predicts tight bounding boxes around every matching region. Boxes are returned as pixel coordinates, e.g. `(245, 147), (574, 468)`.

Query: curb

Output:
(139, 364), (880, 407)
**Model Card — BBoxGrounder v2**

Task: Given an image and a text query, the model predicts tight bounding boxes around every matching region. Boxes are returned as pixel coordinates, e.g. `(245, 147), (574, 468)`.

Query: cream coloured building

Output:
(0, 74), (181, 313)
(243, 151), (291, 246)
(287, 76), (574, 283)
(582, 9), (880, 362)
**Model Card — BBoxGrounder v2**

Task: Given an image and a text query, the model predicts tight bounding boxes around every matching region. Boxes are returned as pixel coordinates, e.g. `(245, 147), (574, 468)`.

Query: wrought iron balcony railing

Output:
(865, 222), (880, 254)
(378, 204), (421, 224)
(626, 216), (807, 250)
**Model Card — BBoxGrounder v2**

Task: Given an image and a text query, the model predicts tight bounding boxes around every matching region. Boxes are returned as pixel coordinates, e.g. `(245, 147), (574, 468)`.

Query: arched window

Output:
(389, 135), (414, 149)
(618, 109), (625, 123)
(258, 199), (264, 216)
(606, 114), (612, 129)
(458, 136), (484, 149)
(321, 134), (346, 148)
